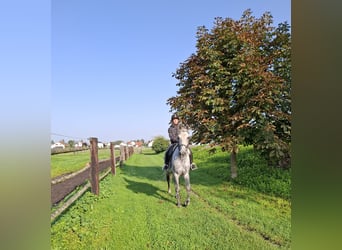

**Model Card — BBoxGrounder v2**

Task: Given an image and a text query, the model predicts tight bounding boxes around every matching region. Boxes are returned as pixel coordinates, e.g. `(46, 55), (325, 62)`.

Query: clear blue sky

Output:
(51, 0), (291, 144)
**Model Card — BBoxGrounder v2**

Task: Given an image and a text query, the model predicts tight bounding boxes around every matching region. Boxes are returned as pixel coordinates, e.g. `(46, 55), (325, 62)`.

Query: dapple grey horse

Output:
(166, 127), (191, 207)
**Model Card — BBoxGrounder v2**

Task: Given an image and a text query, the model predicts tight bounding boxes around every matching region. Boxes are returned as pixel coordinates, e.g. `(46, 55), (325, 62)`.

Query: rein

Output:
(177, 143), (189, 156)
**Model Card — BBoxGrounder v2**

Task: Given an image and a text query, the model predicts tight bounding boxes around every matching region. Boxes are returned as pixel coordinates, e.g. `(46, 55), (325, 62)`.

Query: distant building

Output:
(51, 142), (65, 149)
(147, 140), (153, 147)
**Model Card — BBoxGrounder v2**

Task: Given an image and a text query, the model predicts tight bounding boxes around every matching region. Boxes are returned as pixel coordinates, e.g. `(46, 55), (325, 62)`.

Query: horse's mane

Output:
(178, 124), (188, 133)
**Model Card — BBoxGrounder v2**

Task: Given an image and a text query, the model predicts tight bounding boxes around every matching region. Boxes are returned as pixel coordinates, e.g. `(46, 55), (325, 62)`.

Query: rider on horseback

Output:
(163, 113), (198, 171)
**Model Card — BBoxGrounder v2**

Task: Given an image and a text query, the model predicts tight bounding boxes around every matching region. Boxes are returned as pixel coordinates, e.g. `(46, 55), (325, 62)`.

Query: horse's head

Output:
(178, 127), (189, 155)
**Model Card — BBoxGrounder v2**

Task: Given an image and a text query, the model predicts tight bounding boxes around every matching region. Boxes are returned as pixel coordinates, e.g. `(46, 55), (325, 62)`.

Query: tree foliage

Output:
(113, 140), (124, 145)
(67, 140), (75, 148)
(167, 9), (291, 175)
(152, 136), (169, 154)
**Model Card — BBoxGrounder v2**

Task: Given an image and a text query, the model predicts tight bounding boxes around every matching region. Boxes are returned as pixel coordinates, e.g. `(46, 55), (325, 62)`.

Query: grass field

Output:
(51, 146), (291, 249)
(51, 148), (120, 178)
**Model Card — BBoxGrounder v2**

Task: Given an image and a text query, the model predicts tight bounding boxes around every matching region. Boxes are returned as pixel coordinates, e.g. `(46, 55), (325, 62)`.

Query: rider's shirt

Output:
(168, 124), (180, 144)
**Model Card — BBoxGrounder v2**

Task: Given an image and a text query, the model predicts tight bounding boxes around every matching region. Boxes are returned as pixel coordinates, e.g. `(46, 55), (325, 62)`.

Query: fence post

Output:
(128, 146), (131, 157)
(120, 145), (125, 167)
(125, 146), (129, 160)
(110, 142), (116, 175)
(89, 137), (99, 195)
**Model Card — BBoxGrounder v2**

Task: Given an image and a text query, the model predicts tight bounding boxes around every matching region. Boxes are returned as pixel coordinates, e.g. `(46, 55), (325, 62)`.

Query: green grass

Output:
(51, 149), (119, 178)
(51, 146), (291, 249)
(192, 146), (291, 199)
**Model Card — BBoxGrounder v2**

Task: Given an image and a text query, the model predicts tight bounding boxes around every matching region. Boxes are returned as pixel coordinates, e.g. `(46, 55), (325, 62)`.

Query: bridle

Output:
(177, 129), (189, 155)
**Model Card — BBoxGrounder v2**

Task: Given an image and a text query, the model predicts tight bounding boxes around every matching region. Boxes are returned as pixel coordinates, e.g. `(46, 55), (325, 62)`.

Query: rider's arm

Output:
(168, 126), (179, 143)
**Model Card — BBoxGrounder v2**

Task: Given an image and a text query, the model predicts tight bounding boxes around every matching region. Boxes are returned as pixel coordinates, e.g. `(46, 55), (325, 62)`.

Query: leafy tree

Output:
(113, 140), (124, 145)
(67, 140), (75, 148)
(152, 136), (169, 154)
(167, 9), (291, 178)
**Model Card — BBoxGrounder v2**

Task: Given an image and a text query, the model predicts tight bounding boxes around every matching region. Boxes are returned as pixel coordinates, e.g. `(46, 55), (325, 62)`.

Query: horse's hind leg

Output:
(184, 174), (191, 207)
(166, 173), (171, 194)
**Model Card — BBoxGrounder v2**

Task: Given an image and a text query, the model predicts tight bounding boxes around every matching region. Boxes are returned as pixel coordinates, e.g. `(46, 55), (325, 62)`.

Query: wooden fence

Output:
(51, 137), (134, 222)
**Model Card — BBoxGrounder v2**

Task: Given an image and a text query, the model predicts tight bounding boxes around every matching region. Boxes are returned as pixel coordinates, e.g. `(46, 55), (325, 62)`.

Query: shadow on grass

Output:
(122, 177), (174, 204)
(121, 157), (228, 187)
(141, 151), (159, 155)
(119, 159), (272, 206)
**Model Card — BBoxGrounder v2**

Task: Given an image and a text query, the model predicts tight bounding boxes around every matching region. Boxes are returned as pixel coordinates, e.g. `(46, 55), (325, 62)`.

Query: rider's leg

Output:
(163, 145), (172, 170)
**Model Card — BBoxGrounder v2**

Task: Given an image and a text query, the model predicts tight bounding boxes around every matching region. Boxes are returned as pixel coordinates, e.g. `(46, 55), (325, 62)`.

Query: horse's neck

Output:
(174, 145), (189, 160)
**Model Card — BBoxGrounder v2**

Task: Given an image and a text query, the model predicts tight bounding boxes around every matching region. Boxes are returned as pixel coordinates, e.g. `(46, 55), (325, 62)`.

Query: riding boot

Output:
(163, 157), (169, 171)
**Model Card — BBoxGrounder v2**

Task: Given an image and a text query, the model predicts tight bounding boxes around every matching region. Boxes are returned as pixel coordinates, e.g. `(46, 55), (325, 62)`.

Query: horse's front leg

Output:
(173, 174), (181, 207)
(184, 173), (191, 207)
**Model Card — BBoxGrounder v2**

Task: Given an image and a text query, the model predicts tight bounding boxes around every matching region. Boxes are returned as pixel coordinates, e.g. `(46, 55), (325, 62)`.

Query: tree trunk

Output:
(230, 146), (238, 179)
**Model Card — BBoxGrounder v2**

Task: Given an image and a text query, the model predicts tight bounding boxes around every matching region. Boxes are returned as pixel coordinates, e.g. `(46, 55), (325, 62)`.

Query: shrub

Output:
(152, 136), (169, 153)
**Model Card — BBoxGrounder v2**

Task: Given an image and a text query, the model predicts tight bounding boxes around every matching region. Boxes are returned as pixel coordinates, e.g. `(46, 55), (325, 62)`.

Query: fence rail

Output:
(51, 138), (134, 222)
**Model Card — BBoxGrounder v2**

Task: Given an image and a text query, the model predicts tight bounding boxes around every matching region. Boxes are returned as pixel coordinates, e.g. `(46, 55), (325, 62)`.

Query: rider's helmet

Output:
(171, 113), (180, 121)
